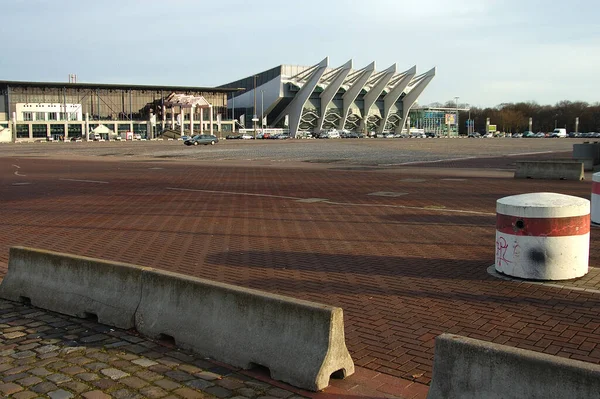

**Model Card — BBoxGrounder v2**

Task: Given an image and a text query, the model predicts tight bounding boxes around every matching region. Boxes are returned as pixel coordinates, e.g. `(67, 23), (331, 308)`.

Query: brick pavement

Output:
(0, 144), (599, 394)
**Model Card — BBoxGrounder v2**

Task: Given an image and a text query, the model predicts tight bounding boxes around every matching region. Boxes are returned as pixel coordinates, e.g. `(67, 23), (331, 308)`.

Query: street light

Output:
(454, 96), (459, 136)
(261, 90), (264, 131)
(253, 75), (257, 139)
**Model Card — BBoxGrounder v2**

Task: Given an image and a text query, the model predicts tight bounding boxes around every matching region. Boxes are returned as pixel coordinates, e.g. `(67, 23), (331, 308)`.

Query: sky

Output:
(2, 0), (599, 108)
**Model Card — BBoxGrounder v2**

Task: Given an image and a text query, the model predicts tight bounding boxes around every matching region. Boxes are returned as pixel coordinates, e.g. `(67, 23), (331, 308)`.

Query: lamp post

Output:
(261, 90), (264, 131)
(454, 96), (459, 136)
(253, 75), (257, 139)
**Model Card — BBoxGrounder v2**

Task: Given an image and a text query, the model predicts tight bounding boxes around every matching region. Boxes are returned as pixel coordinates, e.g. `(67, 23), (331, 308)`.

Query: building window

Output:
(32, 124), (47, 138)
(69, 112), (78, 121)
(22, 112), (33, 121)
(16, 125), (29, 138)
(36, 112), (46, 121)
(48, 112), (57, 121)
(60, 112), (68, 121)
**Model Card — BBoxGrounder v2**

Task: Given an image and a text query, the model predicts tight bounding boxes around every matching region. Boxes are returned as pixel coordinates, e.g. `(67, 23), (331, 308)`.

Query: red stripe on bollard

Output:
(496, 213), (590, 237)
(593, 182), (600, 195)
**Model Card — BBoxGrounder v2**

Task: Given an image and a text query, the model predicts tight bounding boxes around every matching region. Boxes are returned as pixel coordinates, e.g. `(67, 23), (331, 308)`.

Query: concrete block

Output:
(0, 247), (144, 329)
(136, 268), (354, 391)
(573, 143), (600, 165)
(514, 161), (584, 180)
(427, 334), (600, 399)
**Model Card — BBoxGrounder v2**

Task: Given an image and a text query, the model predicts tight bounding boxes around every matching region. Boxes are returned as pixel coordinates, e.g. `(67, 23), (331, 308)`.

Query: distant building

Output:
(219, 57), (435, 137)
(0, 80), (236, 141)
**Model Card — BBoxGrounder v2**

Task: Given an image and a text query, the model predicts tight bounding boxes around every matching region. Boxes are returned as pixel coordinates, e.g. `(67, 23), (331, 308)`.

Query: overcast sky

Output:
(2, 0), (599, 108)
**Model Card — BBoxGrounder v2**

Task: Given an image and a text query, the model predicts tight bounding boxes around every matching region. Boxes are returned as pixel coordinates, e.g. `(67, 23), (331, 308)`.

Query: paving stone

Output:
(61, 380), (90, 394)
(120, 376), (149, 389)
(61, 366), (86, 375)
(236, 387), (263, 397)
(18, 343), (40, 351)
(76, 372), (100, 382)
(165, 370), (194, 381)
(101, 368), (129, 380)
(82, 390), (112, 399)
(11, 350), (36, 359)
(134, 369), (163, 382)
(47, 373), (72, 384)
(205, 385), (232, 398)
(195, 370), (222, 381)
(31, 381), (59, 393)
(111, 388), (144, 399)
(139, 385), (170, 398)
(3, 331), (27, 339)
(86, 362), (110, 371)
(173, 387), (206, 399)
(92, 378), (119, 390)
(29, 367), (52, 377)
(34, 344), (61, 354)
(185, 378), (214, 390)
(216, 377), (245, 390)
(48, 389), (75, 399)
(12, 391), (40, 399)
(155, 378), (182, 391)
(132, 358), (158, 367)
(0, 382), (24, 395)
(267, 387), (295, 398)
(4, 372), (30, 382)
(17, 376), (43, 386)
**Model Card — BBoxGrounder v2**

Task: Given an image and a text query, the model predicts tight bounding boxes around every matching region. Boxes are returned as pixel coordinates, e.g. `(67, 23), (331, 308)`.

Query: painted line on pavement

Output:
(507, 150), (554, 156)
(59, 178), (109, 184)
(12, 182), (31, 186)
(166, 187), (495, 216)
(14, 171), (26, 176)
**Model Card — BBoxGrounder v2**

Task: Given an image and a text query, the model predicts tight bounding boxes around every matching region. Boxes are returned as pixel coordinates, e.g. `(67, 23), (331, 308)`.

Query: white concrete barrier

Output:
(427, 334), (600, 399)
(514, 161), (584, 180)
(136, 268), (354, 391)
(0, 247), (143, 329)
(495, 193), (590, 280)
(0, 247), (354, 391)
(592, 172), (600, 224)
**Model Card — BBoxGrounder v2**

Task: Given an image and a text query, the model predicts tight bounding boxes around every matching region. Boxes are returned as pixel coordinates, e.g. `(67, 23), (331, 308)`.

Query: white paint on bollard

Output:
(592, 172), (600, 224)
(495, 192), (590, 280)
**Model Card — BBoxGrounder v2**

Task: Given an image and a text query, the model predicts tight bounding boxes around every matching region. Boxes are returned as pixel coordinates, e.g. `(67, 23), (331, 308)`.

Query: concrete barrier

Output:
(514, 161), (584, 180)
(0, 247), (143, 329)
(427, 334), (600, 399)
(136, 268), (354, 391)
(0, 247), (354, 391)
(573, 142), (600, 165)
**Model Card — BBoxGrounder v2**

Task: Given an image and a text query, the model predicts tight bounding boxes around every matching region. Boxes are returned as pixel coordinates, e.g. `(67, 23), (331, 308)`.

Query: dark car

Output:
(184, 134), (219, 146)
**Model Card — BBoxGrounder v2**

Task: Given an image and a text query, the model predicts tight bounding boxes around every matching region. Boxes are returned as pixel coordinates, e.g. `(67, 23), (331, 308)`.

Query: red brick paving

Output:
(1, 152), (599, 392)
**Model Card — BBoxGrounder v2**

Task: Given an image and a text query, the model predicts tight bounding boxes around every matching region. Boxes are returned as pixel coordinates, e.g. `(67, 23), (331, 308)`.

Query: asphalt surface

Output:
(0, 137), (598, 398)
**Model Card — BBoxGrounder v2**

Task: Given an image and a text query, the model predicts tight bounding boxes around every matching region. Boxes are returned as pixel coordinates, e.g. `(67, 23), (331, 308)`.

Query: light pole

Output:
(454, 96), (459, 136)
(253, 75), (257, 139)
(261, 90), (264, 131)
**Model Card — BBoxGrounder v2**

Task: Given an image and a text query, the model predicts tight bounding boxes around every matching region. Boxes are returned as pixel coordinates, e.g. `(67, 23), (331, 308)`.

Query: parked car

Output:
(522, 131), (536, 138)
(184, 134), (219, 146)
(225, 134), (239, 140)
(550, 128), (567, 138)
(534, 132), (546, 138)
(512, 133), (523, 138)
(240, 133), (253, 140)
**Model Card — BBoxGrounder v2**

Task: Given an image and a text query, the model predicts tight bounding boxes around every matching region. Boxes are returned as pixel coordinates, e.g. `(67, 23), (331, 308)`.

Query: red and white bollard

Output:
(592, 172), (600, 224)
(495, 192), (590, 280)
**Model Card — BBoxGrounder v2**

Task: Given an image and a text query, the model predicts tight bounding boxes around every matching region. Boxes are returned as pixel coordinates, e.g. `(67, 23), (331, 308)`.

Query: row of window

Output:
(22, 112), (79, 121)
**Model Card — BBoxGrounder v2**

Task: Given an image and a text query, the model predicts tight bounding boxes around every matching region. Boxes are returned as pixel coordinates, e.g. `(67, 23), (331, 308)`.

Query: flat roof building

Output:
(0, 80), (237, 141)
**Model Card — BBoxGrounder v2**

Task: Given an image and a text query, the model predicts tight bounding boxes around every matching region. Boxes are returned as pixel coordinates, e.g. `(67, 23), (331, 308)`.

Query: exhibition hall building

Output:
(0, 57), (436, 141)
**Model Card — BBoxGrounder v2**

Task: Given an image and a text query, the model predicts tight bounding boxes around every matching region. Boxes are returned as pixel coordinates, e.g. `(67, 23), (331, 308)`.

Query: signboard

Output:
(445, 114), (456, 125)
(489, 124), (497, 132)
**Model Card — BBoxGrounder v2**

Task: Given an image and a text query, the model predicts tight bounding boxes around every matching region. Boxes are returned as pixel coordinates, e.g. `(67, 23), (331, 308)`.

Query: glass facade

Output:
(1, 82), (237, 140)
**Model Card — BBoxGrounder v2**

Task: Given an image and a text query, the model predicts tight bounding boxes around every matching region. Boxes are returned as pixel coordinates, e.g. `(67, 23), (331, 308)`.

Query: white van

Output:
(550, 128), (567, 138)
(89, 133), (101, 141)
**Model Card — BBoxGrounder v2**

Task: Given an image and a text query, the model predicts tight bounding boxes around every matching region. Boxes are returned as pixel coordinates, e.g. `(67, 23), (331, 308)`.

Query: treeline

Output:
(432, 100), (600, 134)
